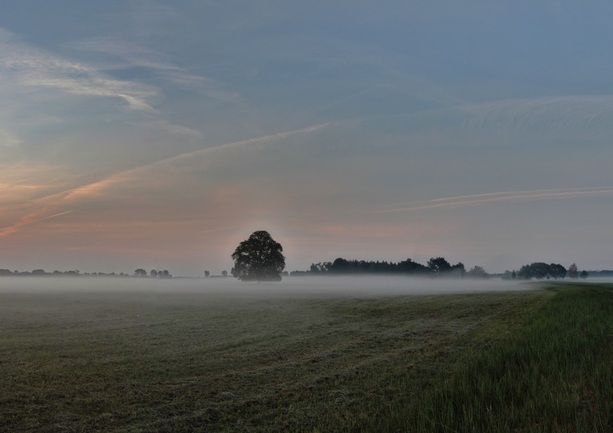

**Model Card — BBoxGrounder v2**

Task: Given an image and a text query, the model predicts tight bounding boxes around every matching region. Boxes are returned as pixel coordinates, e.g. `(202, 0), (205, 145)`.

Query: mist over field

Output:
(1, 276), (609, 432)
(0, 275), (532, 297)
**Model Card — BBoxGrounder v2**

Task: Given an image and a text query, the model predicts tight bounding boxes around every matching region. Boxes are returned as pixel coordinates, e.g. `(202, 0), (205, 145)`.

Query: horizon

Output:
(2, 2), (613, 276)
(0, 257), (600, 279)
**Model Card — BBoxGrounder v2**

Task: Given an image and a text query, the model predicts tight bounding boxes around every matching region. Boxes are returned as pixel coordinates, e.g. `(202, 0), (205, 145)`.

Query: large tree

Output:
(231, 231), (285, 281)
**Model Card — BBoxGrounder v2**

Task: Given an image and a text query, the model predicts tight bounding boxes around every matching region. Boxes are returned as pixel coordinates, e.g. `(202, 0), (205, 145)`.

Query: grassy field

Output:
(0, 280), (610, 432)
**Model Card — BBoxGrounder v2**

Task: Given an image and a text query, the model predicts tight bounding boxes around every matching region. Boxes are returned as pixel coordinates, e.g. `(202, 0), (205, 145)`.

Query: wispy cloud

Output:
(454, 95), (613, 144)
(66, 37), (242, 104)
(145, 122), (331, 168)
(137, 119), (203, 139)
(0, 28), (157, 112)
(376, 187), (613, 213)
(0, 210), (73, 238)
(0, 123), (330, 238)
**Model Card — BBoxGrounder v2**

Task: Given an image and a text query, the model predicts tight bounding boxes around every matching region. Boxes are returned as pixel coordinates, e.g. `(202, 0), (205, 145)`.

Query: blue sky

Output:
(1, 1), (613, 275)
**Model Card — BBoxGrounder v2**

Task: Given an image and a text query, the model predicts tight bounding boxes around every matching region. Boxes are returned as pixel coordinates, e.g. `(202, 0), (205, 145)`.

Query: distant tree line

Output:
(134, 269), (172, 278)
(0, 268), (173, 278)
(0, 269), (89, 277)
(501, 262), (588, 280)
(292, 257), (490, 279)
(204, 270), (229, 278)
(582, 270), (612, 278)
(292, 258), (594, 281)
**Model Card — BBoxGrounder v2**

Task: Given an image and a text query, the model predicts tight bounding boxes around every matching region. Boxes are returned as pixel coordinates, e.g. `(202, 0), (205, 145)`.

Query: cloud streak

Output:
(454, 95), (613, 144)
(376, 187), (613, 213)
(0, 123), (330, 238)
(0, 28), (157, 112)
(0, 210), (73, 238)
(66, 37), (242, 104)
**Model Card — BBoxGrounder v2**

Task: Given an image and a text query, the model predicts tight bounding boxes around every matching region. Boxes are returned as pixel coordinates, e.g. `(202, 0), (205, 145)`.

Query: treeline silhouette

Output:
(502, 262), (588, 280)
(1, 261), (595, 280)
(293, 258), (592, 280)
(0, 268), (173, 278)
(292, 257), (490, 278)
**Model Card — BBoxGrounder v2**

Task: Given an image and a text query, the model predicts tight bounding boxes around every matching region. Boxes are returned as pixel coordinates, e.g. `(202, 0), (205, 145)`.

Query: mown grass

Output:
(0, 282), (610, 432)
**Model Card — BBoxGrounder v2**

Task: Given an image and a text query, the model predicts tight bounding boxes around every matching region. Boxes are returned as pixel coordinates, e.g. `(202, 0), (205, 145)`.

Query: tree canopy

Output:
(517, 262), (567, 280)
(300, 257), (473, 277)
(231, 231), (286, 281)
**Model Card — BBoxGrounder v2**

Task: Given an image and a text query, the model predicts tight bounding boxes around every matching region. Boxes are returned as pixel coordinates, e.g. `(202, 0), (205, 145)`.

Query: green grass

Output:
(369, 283), (613, 433)
(0, 283), (610, 432)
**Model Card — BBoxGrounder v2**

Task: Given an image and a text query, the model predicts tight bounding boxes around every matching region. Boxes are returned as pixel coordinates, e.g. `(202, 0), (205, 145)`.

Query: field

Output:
(0, 278), (610, 432)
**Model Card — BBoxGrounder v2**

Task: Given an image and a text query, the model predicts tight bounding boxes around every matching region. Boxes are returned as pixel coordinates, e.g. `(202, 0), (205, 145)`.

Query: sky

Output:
(2, 1), (613, 276)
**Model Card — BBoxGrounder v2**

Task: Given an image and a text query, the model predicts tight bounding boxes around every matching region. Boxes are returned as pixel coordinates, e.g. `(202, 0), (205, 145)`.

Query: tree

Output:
(516, 262), (566, 280)
(450, 262), (466, 278)
(329, 258), (350, 274)
(517, 264), (534, 280)
(466, 266), (489, 279)
(568, 263), (579, 279)
(231, 231), (285, 281)
(134, 268), (147, 277)
(398, 258), (429, 274)
(580, 270), (588, 279)
(427, 257), (452, 275)
(549, 263), (567, 279)
(517, 263), (547, 280)
(531, 262), (551, 279)
(150, 269), (158, 278)
(310, 262), (330, 274)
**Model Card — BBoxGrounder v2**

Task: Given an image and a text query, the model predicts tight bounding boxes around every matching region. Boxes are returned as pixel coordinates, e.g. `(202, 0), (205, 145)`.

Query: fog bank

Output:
(0, 276), (536, 297)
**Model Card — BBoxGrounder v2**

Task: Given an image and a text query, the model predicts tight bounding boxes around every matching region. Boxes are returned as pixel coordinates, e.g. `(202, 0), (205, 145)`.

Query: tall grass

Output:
(372, 284), (612, 433)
